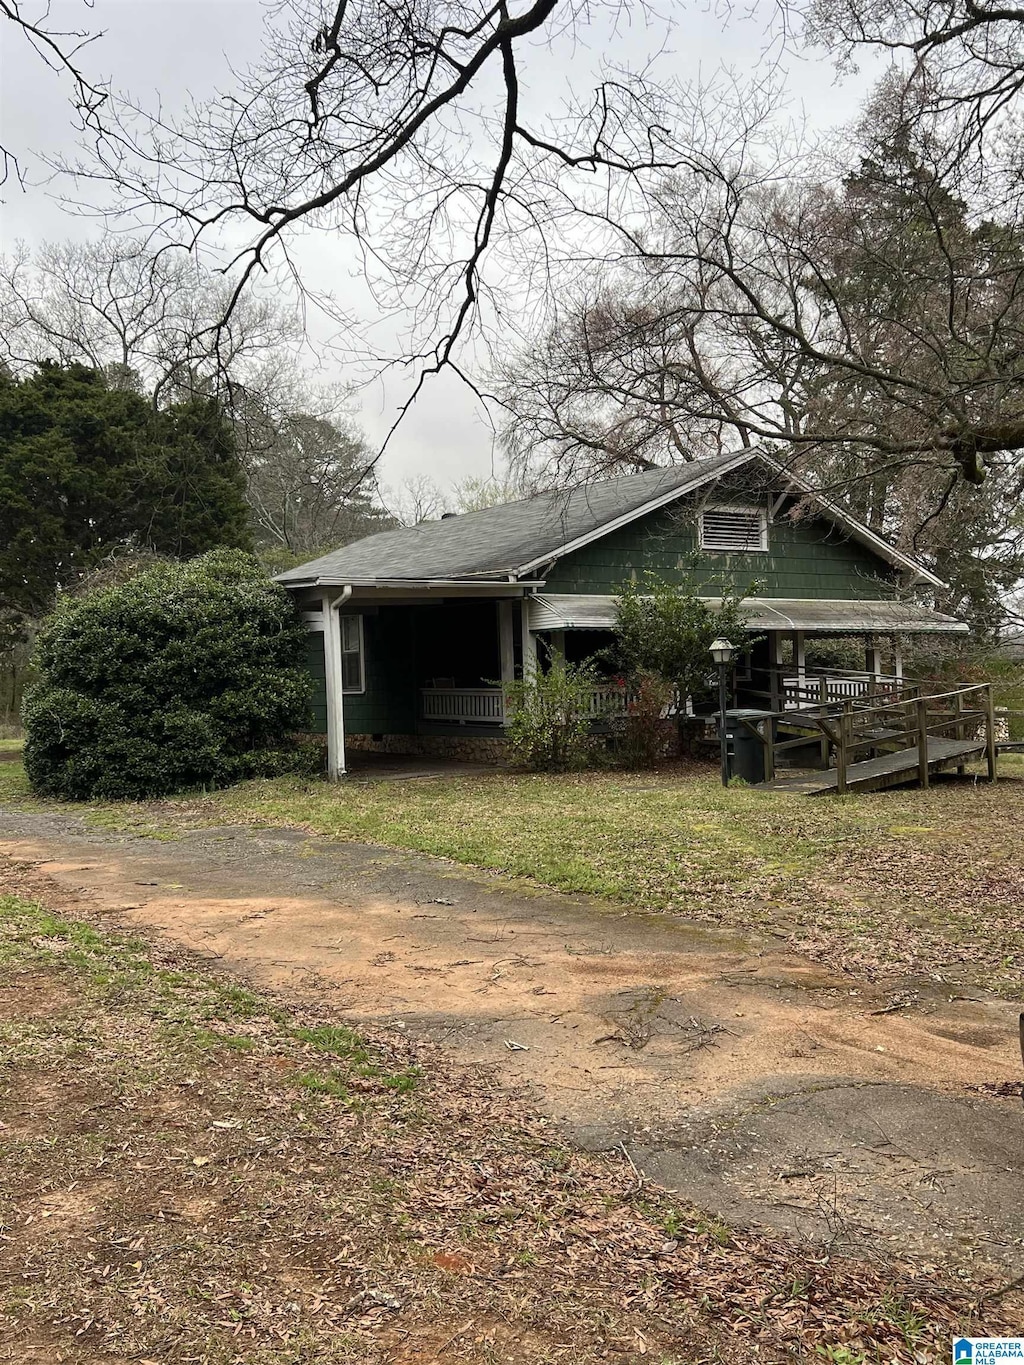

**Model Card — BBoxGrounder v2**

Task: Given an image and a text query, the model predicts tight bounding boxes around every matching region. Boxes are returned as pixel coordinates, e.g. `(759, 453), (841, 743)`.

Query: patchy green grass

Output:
(0, 888), (1013, 1363)
(191, 764), (1024, 988)
(3, 756), (1024, 988)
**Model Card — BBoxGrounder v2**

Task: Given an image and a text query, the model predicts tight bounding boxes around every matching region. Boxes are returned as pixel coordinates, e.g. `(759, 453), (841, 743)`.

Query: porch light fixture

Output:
(710, 638), (736, 786)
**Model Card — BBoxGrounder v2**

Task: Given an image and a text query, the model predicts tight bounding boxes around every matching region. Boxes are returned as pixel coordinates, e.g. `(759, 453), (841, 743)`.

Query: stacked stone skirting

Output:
(345, 733), (510, 764)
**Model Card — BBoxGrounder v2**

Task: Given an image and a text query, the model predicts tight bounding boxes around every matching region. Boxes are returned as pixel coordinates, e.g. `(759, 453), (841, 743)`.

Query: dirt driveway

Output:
(1, 804), (1022, 1277)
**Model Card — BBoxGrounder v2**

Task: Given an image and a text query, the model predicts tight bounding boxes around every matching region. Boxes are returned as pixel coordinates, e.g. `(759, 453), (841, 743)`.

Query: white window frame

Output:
(339, 613), (365, 694)
(698, 504), (769, 553)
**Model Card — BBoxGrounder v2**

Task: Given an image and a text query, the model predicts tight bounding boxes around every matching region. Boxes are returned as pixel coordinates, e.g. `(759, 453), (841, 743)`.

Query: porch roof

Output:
(527, 594), (969, 635)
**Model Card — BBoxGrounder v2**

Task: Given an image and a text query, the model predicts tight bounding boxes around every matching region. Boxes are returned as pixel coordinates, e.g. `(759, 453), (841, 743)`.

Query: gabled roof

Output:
(275, 450), (943, 590)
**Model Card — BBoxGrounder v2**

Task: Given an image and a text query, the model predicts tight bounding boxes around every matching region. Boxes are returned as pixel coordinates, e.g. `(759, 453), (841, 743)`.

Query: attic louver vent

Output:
(700, 506), (768, 552)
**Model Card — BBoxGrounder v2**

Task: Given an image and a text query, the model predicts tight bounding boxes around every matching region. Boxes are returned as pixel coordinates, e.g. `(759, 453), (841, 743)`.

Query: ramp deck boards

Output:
(758, 737), (987, 795)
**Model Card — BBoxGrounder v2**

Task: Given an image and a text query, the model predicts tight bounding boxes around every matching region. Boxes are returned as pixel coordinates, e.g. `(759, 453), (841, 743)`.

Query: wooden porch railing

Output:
(744, 665), (909, 712)
(419, 683), (659, 725)
(746, 680), (998, 789)
(420, 688), (506, 723)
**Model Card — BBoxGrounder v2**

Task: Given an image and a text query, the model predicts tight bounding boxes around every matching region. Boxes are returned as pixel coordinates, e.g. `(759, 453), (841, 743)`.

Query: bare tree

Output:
(499, 83), (1024, 492)
(496, 85), (1024, 625)
(0, 235), (399, 557)
(0, 0), (108, 185)
(0, 236), (298, 409)
(247, 410), (396, 555)
(802, 0), (1024, 174)
(450, 470), (530, 509)
(383, 474), (448, 526)
(44, 0), (1022, 513)
(383, 466), (530, 523)
(62, 0), (700, 463)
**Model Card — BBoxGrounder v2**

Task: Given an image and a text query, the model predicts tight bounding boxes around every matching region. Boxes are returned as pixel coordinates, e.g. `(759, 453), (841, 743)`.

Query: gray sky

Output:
(0, 0), (881, 493)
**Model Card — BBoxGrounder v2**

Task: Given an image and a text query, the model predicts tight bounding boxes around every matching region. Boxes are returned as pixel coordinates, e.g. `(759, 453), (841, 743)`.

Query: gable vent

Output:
(700, 506), (768, 552)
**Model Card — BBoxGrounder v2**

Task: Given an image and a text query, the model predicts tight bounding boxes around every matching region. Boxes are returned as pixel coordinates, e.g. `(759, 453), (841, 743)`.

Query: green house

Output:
(275, 451), (967, 776)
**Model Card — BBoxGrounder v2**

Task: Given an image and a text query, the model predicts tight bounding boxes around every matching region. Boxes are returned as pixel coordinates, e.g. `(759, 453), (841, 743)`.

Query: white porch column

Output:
(322, 590), (348, 780)
(521, 598), (538, 679)
(498, 600), (516, 722)
(791, 630), (808, 709)
(768, 630), (785, 711)
(498, 600), (516, 683)
(549, 629), (566, 659)
(865, 637), (883, 684)
(794, 631), (807, 687)
(892, 638), (904, 683)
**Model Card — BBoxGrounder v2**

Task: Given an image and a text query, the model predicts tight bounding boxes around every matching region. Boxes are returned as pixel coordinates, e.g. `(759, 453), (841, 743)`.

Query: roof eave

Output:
(278, 576), (546, 591)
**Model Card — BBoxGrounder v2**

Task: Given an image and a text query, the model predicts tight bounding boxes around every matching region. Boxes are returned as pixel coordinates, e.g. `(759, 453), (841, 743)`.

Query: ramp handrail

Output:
(756, 681), (996, 789)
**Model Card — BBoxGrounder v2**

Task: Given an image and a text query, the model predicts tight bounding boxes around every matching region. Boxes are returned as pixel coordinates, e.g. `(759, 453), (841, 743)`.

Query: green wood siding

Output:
(543, 497), (898, 599)
(305, 632), (328, 734)
(303, 603), (501, 737)
(303, 610), (418, 736)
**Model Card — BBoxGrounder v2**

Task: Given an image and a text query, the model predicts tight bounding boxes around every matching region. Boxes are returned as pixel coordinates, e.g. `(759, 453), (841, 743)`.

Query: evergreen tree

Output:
(0, 363), (251, 635)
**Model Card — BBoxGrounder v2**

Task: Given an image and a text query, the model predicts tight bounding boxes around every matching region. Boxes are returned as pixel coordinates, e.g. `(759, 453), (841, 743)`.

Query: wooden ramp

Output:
(759, 736), (988, 795)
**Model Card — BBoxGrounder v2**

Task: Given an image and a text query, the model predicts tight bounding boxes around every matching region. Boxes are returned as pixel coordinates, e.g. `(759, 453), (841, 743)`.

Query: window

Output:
(340, 614), (364, 692)
(699, 505), (768, 552)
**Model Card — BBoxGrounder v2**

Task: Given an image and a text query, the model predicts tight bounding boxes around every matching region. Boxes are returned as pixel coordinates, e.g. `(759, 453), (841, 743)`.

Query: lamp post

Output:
(710, 637), (735, 788)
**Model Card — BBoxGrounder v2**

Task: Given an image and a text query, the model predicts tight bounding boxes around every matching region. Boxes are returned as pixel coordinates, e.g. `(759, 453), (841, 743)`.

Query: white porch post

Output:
(768, 631), (784, 711)
(521, 598), (538, 679)
(892, 638), (904, 684)
(794, 630), (806, 690)
(797, 627), (808, 704)
(322, 590), (348, 780)
(549, 629), (566, 659)
(498, 600), (516, 722)
(865, 637), (883, 686)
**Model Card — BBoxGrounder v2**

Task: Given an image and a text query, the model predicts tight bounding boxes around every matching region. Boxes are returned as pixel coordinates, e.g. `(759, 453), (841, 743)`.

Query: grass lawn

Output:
(0, 875), (1013, 1363)
(1, 755), (1022, 992)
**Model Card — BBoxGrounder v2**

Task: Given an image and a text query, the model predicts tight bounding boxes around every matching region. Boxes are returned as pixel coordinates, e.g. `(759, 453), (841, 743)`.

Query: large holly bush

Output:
(23, 550), (313, 799)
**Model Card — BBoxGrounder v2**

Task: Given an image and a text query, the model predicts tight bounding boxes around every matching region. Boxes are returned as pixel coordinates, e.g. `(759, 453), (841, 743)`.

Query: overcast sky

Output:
(0, 0), (882, 495)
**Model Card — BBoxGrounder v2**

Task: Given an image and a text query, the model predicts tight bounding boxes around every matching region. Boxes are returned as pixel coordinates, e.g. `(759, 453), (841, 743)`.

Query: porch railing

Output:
(419, 683), (685, 725)
(781, 674), (872, 707)
(420, 688), (506, 723)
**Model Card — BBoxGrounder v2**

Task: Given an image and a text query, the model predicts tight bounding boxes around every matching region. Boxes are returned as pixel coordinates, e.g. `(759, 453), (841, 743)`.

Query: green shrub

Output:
(23, 550), (313, 799)
(503, 657), (603, 771)
(614, 573), (752, 711)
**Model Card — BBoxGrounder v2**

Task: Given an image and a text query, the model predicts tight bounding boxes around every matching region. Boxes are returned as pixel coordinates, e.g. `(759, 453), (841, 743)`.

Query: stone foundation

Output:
(346, 733), (510, 764)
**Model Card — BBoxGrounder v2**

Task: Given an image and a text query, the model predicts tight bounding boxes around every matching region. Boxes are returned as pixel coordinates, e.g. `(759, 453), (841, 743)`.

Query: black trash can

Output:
(722, 709), (771, 784)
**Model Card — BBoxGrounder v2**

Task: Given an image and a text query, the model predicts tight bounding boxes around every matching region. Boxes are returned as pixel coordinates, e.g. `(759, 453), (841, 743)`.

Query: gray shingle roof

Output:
(275, 456), (742, 586)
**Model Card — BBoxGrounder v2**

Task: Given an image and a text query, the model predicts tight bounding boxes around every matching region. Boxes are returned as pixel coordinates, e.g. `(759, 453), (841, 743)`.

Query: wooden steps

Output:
(758, 737), (988, 795)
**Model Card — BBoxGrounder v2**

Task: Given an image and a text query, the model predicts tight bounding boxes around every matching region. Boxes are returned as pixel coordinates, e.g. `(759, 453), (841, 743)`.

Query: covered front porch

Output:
(302, 587), (968, 777)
